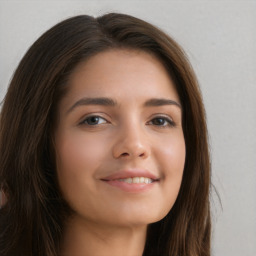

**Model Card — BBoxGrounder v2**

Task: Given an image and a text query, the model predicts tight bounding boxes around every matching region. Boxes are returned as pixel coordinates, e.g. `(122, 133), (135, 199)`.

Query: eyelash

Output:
(79, 115), (175, 128)
(147, 116), (176, 127)
(79, 115), (108, 126)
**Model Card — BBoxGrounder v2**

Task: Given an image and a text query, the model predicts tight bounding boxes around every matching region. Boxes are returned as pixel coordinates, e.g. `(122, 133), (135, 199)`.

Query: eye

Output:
(148, 116), (175, 127)
(79, 115), (108, 126)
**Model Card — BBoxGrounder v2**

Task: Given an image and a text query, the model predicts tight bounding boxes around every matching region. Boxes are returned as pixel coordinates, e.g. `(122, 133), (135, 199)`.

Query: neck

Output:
(60, 215), (147, 256)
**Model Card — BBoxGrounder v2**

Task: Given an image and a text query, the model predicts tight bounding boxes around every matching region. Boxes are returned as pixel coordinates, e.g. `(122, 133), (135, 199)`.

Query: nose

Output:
(112, 124), (150, 160)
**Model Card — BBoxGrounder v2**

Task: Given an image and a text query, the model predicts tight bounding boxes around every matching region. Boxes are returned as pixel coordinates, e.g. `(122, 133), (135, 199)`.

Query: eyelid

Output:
(148, 114), (176, 127)
(77, 113), (176, 127)
(78, 114), (109, 126)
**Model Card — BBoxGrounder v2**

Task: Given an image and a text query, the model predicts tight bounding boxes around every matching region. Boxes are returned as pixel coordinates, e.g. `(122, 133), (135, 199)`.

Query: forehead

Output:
(62, 49), (180, 107)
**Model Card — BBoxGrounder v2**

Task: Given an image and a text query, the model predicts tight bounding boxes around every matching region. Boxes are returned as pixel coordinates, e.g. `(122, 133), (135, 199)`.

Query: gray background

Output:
(0, 1), (255, 255)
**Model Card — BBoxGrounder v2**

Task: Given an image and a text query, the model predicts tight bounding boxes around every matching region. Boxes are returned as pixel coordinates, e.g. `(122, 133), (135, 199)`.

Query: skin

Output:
(54, 49), (186, 256)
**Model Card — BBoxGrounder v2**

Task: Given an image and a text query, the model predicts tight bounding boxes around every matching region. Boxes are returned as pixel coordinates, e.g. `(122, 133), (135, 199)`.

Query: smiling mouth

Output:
(100, 169), (160, 192)
(102, 177), (158, 184)
(101, 176), (159, 193)
(117, 177), (153, 184)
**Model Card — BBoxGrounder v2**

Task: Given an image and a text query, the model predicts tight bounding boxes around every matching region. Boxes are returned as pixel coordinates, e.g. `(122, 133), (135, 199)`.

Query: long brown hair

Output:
(0, 13), (211, 256)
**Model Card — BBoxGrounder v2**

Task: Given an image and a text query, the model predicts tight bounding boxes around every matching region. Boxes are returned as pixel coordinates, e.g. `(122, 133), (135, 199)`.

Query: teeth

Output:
(144, 178), (151, 184)
(139, 177), (144, 183)
(126, 178), (132, 184)
(134, 177), (140, 183)
(118, 177), (153, 184)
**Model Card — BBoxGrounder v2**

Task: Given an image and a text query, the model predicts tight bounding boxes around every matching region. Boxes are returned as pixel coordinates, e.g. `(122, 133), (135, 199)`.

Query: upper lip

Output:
(101, 169), (159, 181)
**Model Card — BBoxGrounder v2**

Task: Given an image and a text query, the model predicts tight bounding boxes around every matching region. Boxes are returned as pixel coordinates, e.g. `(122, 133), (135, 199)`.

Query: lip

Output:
(100, 169), (159, 193)
(101, 169), (159, 181)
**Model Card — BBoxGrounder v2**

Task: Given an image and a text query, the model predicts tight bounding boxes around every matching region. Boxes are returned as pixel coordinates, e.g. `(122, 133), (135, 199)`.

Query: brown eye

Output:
(80, 116), (108, 126)
(149, 117), (175, 127)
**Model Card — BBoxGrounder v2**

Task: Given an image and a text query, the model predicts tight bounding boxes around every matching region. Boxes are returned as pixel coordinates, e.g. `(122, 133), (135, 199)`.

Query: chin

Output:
(105, 206), (169, 228)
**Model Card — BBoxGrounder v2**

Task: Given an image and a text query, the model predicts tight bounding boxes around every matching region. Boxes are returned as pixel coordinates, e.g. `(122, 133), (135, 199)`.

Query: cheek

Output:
(56, 132), (108, 174)
(153, 132), (185, 215)
(154, 131), (186, 175)
(54, 131), (110, 204)
(162, 136), (185, 171)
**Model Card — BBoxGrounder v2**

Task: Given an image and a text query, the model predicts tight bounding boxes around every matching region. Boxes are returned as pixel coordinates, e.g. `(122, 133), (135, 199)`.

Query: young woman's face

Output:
(54, 49), (185, 227)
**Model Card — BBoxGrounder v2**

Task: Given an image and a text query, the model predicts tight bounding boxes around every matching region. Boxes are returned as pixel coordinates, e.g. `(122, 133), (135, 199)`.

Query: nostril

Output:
(121, 152), (129, 157)
(120, 152), (146, 158)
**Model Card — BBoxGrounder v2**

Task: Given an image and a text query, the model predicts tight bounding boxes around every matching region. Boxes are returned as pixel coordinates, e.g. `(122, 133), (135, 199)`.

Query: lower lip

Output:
(102, 180), (157, 193)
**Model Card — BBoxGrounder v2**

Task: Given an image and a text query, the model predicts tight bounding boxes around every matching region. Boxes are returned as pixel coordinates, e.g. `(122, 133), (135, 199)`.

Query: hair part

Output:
(0, 13), (211, 256)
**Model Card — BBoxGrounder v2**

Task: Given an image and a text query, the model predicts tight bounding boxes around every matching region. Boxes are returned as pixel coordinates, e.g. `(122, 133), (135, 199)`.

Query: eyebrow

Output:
(66, 97), (181, 114)
(66, 97), (117, 114)
(144, 98), (181, 108)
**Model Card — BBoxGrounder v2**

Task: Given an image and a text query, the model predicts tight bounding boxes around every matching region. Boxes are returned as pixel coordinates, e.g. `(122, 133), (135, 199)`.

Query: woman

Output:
(0, 13), (211, 256)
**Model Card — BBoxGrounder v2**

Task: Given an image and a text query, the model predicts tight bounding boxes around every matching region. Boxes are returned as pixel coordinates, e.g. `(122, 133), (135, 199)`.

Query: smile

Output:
(117, 177), (153, 184)
(100, 169), (160, 192)
(101, 179), (158, 193)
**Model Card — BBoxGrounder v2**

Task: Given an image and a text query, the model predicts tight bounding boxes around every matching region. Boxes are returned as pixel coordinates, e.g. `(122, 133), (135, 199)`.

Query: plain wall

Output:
(0, 1), (255, 255)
